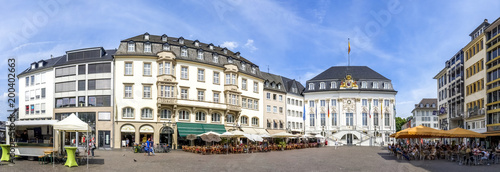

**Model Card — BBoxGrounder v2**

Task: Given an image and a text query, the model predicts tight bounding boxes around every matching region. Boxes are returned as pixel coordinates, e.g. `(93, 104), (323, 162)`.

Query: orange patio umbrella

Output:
(444, 127), (485, 138)
(395, 125), (447, 138)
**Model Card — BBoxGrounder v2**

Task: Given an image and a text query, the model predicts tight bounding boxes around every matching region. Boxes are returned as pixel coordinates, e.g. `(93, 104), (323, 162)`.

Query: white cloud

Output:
(220, 41), (239, 50)
(244, 39), (257, 52)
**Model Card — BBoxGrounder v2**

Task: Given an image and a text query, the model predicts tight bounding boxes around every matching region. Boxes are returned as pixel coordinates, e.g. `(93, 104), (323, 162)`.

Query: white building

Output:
(113, 33), (265, 149)
(18, 58), (60, 120)
(282, 77), (305, 134)
(304, 66), (397, 146)
(411, 99), (438, 129)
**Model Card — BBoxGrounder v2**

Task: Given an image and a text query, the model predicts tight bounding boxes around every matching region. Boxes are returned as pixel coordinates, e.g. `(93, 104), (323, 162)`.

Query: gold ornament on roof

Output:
(340, 74), (358, 89)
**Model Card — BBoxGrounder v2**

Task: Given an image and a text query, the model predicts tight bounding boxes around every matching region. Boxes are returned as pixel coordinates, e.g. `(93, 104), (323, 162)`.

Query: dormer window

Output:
(213, 53), (219, 63)
(251, 66), (256, 74)
(292, 87), (297, 93)
(362, 81), (367, 88)
(277, 84), (281, 89)
(194, 40), (199, 47)
(31, 63), (36, 69)
(163, 43), (170, 51)
(235, 52), (240, 58)
(197, 50), (204, 60)
(161, 34), (168, 42)
(265, 81), (269, 87)
(144, 33), (149, 40)
(420, 104), (423, 108)
(181, 46), (187, 57)
(128, 41), (135, 52)
(179, 37), (184, 44)
(426, 104), (429, 108)
(373, 82), (378, 89)
(38, 61), (44, 68)
(383, 82), (390, 89)
(223, 48), (228, 54)
(432, 103), (436, 108)
(209, 44), (214, 50)
(308, 83), (314, 90)
(228, 57), (233, 63)
(320, 82), (325, 89)
(330, 81), (336, 89)
(144, 42), (151, 53)
(241, 62), (246, 71)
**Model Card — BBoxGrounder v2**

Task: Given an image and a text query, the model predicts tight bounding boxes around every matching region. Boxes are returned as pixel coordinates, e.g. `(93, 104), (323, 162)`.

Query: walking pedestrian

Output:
(335, 139), (338, 149)
(151, 138), (156, 156)
(145, 138), (151, 156)
(91, 138), (96, 157)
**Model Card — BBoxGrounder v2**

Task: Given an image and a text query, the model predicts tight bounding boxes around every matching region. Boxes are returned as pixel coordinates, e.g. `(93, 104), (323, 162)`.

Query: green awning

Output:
(176, 122), (227, 137)
(202, 123), (226, 134)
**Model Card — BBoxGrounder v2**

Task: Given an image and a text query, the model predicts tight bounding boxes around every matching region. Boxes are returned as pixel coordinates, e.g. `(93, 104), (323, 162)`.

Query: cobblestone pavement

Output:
(1, 146), (499, 172)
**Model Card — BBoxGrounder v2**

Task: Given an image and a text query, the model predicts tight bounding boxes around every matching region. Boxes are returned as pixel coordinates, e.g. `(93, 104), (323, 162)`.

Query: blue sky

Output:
(0, 0), (499, 121)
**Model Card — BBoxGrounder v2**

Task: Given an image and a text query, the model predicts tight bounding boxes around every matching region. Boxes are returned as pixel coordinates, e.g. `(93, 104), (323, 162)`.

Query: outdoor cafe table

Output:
(64, 147), (78, 167)
(1, 144), (11, 162)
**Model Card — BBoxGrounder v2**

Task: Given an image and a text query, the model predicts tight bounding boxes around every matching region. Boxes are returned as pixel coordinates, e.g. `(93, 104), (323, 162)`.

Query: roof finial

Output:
(267, 65), (269, 73)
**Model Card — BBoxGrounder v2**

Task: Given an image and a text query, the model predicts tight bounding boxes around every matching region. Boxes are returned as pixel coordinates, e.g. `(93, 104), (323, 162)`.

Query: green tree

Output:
(395, 117), (407, 132)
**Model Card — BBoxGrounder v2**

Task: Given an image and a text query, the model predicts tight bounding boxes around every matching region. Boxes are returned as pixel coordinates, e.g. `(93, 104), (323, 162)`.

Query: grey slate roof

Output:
(54, 48), (115, 67)
(18, 56), (64, 77)
(281, 76), (304, 96)
(304, 66), (396, 93)
(412, 98), (437, 111)
(261, 72), (286, 93)
(310, 66), (389, 81)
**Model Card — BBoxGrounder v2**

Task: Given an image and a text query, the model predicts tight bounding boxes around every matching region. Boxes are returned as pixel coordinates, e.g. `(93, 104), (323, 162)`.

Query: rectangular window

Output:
(55, 81), (76, 93)
(242, 98), (247, 108)
(88, 79), (111, 90)
(254, 100), (258, 109)
(321, 113), (326, 126)
(123, 108), (134, 118)
(25, 91), (29, 101)
(197, 69), (204, 81)
(128, 42), (135, 52)
(78, 65), (86, 75)
(226, 74), (231, 84)
(242, 79), (247, 90)
(144, 43), (151, 53)
(385, 113), (390, 126)
(35, 89), (40, 99)
(253, 82), (258, 93)
(373, 99), (379, 106)
(88, 63), (111, 74)
(124, 85), (132, 98)
(41, 103), (46, 114)
(374, 113), (379, 126)
(273, 106), (277, 113)
(165, 62), (171, 75)
(88, 96), (111, 107)
(384, 100), (390, 106)
(181, 67), (188, 79)
(309, 100), (314, 107)
(310, 114), (315, 126)
(346, 113), (353, 126)
(181, 89), (188, 99)
(25, 77), (29, 87)
(158, 63), (163, 75)
(35, 104), (40, 114)
(213, 93), (219, 103)
(267, 105), (271, 112)
(332, 113), (337, 126)
(197, 91), (204, 101)
(78, 96), (85, 107)
(331, 99), (336, 106)
(55, 66), (76, 77)
(279, 107), (283, 114)
(125, 62), (133, 75)
(320, 100), (325, 107)
(143, 63), (151, 76)
(248, 99), (253, 109)
(231, 74), (236, 85)
(266, 93), (271, 99)
(143, 86), (151, 98)
(31, 75), (34, 85)
(35, 74), (40, 85)
(279, 95), (283, 102)
(362, 99), (367, 106)
(213, 72), (219, 84)
(362, 113), (367, 126)
(78, 80), (86, 91)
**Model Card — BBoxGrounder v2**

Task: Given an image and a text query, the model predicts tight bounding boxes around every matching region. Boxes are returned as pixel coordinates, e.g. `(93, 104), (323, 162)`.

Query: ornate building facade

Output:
(113, 33), (264, 149)
(304, 66), (397, 146)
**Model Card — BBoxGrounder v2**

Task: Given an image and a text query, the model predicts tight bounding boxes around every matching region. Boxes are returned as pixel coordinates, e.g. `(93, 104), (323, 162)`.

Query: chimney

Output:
(51, 55), (53, 59)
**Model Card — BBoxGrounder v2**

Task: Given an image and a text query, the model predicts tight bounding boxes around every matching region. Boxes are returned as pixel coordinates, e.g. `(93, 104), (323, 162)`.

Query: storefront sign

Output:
(487, 125), (500, 132)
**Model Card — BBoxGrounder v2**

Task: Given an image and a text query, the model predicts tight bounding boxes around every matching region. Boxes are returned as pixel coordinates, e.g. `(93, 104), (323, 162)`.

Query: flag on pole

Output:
(303, 104), (306, 121)
(327, 101), (330, 118)
(348, 38), (351, 54)
(369, 103), (371, 118)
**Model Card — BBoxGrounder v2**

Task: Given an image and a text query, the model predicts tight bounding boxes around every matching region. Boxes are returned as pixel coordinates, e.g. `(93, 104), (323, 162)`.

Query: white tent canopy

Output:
(53, 114), (91, 132)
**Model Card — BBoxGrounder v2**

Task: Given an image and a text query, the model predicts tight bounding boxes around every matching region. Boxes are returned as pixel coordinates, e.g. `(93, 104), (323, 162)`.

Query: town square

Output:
(1, 0), (500, 171)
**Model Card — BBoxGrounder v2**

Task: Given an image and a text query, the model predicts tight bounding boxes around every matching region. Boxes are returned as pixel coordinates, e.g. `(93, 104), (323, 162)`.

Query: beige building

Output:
(464, 19), (489, 133)
(261, 72), (287, 134)
(113, 33), (265, 149)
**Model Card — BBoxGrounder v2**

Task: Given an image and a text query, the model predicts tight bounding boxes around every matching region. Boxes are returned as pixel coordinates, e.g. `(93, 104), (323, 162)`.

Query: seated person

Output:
(396, 145), (410, 161)
(480, 151), (489, 165)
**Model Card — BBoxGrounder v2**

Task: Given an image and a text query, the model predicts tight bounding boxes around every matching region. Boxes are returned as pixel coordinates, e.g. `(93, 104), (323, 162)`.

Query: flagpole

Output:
(348, 38), (350, 67)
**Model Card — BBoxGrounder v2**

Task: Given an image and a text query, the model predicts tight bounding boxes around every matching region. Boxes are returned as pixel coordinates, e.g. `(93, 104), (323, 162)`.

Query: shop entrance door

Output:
(98, 130), (111, 148)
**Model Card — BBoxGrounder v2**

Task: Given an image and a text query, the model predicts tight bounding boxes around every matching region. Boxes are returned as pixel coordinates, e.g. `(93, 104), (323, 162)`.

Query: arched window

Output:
(331, 82), (336, 89)
(241, 116), (248, 125)
(122, 107), (134, 118)
(144, 42), (151, 53)
(196, 111), (206, 121)
(197, 50), (203, 60)
(320, 82), (325, 89)
(179, 110), (189, 120)
(127, 41), (135, 52)
(163, 43), (170, 51)
(181, 46), (187, 57)
(362, 81), (367, 88)
(251, 117), (258, 126)
(160, 109), (171, 119)
(141, 108), (153, 119)
(226, 114), (234, 123)
(211, 113), (221, 122)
